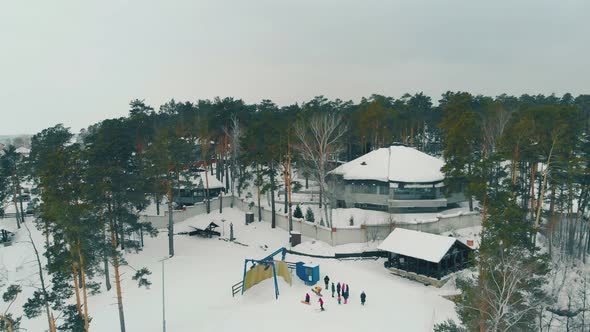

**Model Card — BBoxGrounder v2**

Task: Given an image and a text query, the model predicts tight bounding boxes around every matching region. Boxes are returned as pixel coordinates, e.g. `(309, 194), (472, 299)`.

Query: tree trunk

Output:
(270, 163), (276, 228)
(12, 187), (20, 229)
(225, 153), (230, 191)
(119, 206), (125, 251)
(78, 240), (90, 332)
(23, 221), (53, 331)
(549, 186), (556, 257)
(204, 161), (211, 214)
(530, 162), (537, 218)
(257, 164), (262, 222)
(156, 193), (161, 215)
(468, 163), (473, 212)
(18, 191), (25, 225)
(167, 177), (174, 257)
(70, 249), (83, 318)
(287, 162), (293, 233)
(44, 220), (51, 266)
(283, 178), (288, 215)
(110, 219), (126, 332)
(216, 153), (221, 181)
(512, 144), (519, 187)
(534, 140), (556, 245)
(50, 312), (57, 332)
(104, 225), (111, 291)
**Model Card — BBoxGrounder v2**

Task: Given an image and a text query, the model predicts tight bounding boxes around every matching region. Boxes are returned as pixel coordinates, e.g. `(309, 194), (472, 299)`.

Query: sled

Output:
(300, 300), (311, 305)
(311, 289), (323, 297)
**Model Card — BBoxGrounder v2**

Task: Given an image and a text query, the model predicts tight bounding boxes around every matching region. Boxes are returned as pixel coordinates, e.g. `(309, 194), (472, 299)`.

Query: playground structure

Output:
(232, 247), (322, 299)
(241, 247), (293, 299)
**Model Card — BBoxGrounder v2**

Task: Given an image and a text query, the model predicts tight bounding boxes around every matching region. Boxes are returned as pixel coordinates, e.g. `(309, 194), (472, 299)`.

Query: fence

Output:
(141, 195), (481, 246)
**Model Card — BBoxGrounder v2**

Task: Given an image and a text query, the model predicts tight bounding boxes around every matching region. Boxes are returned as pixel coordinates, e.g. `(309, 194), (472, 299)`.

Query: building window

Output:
(351, 183), (378, 194)
(353, 203), (387, 211)
(392, 187), (438, 200)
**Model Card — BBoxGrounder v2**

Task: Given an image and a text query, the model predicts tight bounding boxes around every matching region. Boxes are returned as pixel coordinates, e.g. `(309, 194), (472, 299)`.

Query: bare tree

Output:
(223, 115), (242, 206)
(469, 247), (546, 332)
(481, 104), (511, 156)
(294, 113), (347, 227)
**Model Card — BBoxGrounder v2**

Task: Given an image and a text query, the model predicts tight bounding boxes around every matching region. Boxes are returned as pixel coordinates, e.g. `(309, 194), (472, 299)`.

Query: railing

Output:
(285, 261), (297, 271)
(231, 280), (243, 297)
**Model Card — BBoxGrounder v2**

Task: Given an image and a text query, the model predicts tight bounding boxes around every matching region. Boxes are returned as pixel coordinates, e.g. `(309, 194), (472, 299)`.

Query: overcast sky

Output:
(1, 0), (589, 135)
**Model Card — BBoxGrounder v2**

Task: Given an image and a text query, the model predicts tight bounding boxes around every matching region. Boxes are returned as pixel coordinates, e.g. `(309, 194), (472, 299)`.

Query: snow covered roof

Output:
(328, 145), (444, 183)
(378, 228), (460, 263)
(194, 173), (224, 189)
(179, 172), (225, 190)
(15, 147), (30, 155)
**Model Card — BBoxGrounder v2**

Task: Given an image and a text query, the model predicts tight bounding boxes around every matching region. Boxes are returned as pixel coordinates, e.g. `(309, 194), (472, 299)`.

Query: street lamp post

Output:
(159, 257), (171, 332)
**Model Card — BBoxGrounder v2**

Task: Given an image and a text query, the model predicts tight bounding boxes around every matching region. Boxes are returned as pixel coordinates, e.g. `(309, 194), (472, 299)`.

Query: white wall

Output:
(141, 196), (481, 246)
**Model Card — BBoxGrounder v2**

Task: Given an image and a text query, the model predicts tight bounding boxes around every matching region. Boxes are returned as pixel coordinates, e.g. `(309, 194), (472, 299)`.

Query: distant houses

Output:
(16, 146), (30, 157)
(173, 171), (225, 206)
(327, 144), (464, 212)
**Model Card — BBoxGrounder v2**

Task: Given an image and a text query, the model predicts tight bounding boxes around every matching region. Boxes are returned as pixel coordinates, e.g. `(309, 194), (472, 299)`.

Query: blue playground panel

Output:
(295, 262), (320, 286)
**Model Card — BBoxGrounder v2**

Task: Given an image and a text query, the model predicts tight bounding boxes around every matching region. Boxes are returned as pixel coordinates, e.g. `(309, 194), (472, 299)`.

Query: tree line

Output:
(1, 91), (590, 331)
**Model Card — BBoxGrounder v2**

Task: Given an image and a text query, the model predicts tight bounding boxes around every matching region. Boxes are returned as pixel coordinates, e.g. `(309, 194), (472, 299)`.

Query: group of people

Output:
(303, 275), (366, 311)
(330, 279), (350, 304)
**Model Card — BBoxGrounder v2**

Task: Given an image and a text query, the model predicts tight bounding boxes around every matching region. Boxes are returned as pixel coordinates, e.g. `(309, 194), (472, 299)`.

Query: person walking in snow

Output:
(324, 275), (330, 290)
(337, 295), (342, 304)
(336, 282), (341, 297)
(331, 282), (335, 297)
(319, 297), (325, 311)
(343, 288), (349, 304)
(360, 291), (366, 305)
(305, 293), (310, 304)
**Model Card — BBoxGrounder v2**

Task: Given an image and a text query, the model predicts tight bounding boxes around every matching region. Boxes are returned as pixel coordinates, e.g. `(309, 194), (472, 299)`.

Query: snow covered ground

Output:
(0, 209), (461, 332)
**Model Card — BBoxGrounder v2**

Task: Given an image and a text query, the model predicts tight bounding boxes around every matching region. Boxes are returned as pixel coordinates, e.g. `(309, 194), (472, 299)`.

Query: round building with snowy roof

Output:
(327, 144), (464, 212)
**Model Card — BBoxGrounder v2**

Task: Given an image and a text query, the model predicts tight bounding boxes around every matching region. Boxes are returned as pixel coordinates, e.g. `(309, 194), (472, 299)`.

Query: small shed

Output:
(295, 262), (320, 286)
(174, 171), (226, 206)
(245, 212), (254, 225)
(378, 228), (472, 283)
(290, 231), (301, 247)
(0, 223), (16, 245)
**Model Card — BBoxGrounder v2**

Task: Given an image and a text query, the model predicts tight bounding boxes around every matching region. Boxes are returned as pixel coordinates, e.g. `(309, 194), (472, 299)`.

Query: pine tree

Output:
(293, 205), (303, 219)
(0, 285), (22, 332)
(439, 92), (482, 211)
(0, 145), (25, 228)
(84, 118), (157, 332)
(305, 207), (315, 223)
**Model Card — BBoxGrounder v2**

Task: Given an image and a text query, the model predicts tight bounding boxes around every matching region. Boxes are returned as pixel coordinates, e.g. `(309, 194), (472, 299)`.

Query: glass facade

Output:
(391, 187), (438, 200)
(350, 182), (389, 195)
